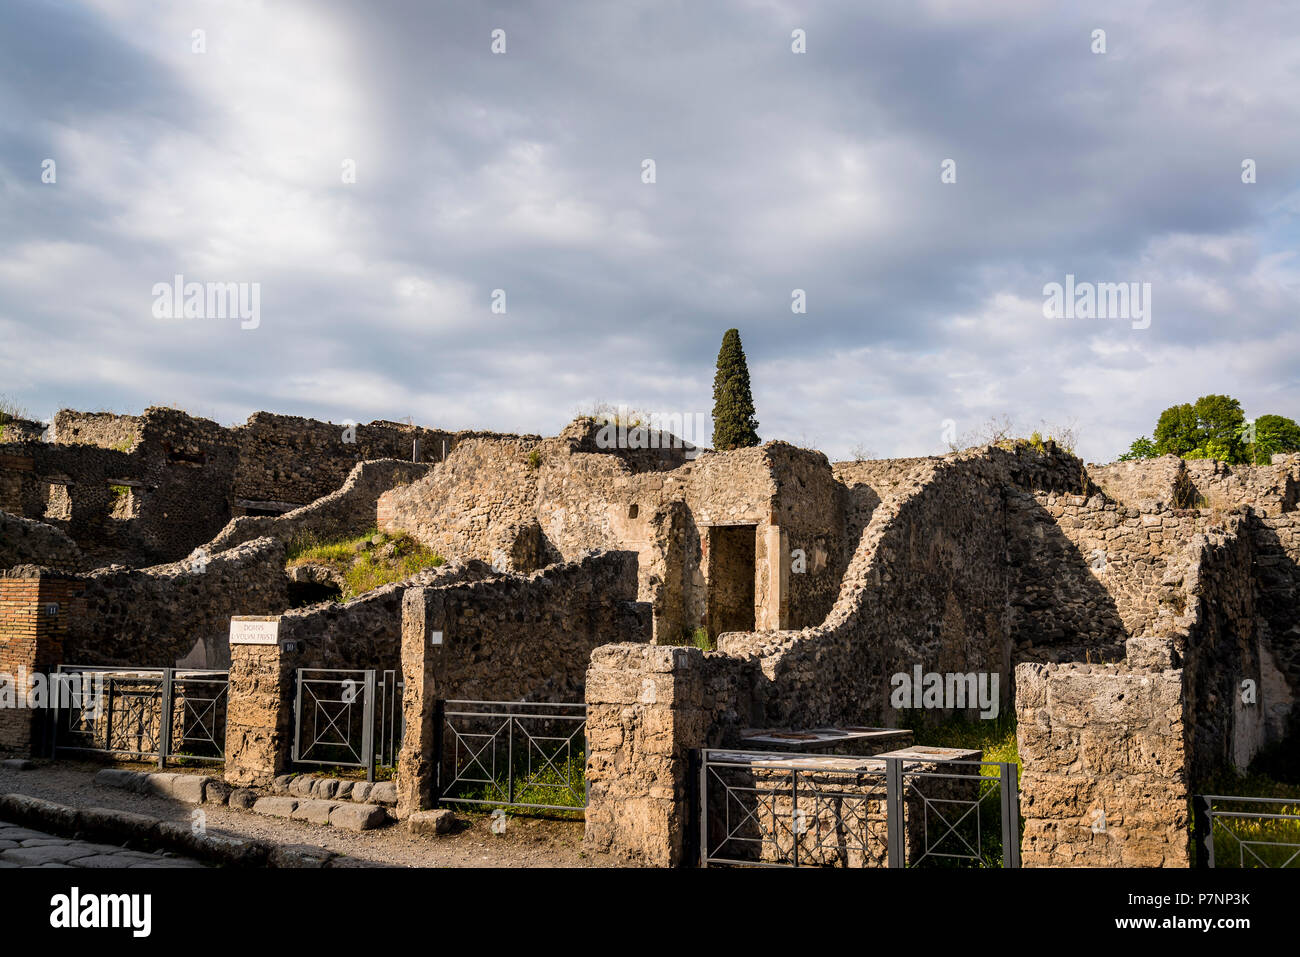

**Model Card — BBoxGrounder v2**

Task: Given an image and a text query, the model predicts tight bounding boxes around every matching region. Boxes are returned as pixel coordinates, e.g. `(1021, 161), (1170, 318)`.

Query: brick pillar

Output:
(583, 643), (705, 867)
(224, 641), (294, 787)
(0, 570), (78, 757)
(1015, 661), (1190, 867)
(396, 586), (447, 819)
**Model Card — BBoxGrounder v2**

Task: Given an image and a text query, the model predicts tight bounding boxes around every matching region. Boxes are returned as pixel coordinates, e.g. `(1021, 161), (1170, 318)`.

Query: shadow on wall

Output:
(1006, 491), (1130, 669)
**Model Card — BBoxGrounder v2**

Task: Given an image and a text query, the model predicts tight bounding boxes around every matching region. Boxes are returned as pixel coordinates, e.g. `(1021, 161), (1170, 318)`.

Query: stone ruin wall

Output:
(276, 559), (496, 673)
(1091, 453), (1300, 515)
(378, 424), (850, 645)
(716, 444), (1090, 734)
(1006, 492), (1210, 664)
(0, 511), (86, 571)
(2, 405), (524, 571)
(62, 536), (290, 669)
(208, 459), (431, 554)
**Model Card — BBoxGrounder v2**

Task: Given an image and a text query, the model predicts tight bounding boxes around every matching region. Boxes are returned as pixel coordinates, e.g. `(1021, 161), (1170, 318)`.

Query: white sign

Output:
(229, 616), (280, 645)
(431, 630), (443, 646)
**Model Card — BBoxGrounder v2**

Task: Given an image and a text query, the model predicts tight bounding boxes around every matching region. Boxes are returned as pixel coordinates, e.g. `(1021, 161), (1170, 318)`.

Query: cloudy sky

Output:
(1, 0), (1297, 463)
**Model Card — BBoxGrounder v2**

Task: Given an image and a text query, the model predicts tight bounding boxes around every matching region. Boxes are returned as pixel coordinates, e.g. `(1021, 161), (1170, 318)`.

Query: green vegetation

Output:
(1120, 394), (1300, 465)
(448, 750), (585, 820)
(910, 711), (1020, 775)
(527, 448), (542, 469)
(711, 328), (760, 451)
(1195, 741), (1300, 868)
(109, 484), (130, 497)
(663, 626), (714, 651)
(904, 712), (1022, 867)
(286, 527), (444, 600)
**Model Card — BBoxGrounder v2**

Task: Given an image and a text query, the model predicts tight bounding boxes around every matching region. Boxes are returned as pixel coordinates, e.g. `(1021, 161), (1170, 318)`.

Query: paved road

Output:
(0, 819), (205, 868)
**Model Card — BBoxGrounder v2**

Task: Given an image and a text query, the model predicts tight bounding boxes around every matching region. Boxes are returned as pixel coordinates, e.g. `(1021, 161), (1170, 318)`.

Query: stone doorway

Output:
(706, 524), (757, 639)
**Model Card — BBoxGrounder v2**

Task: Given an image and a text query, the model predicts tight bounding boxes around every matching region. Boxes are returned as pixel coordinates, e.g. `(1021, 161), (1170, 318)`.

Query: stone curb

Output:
(0, 792), (346, 868)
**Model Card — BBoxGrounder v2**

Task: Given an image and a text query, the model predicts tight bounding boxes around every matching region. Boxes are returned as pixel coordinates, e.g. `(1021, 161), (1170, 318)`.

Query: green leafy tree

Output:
(711, 328), (760, 451)
(1193, 394), (1246, 460)
(1247, 414), (1300, 464)
(1153, 403), (1200, 457)
(1118, 436), (1158, 461)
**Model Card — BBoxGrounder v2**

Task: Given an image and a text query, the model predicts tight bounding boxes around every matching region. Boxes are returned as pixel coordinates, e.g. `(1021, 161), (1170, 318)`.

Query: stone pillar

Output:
(757, 524), (788, 630)
(0, 570), (78, 757)
(224, 640), (294, 787)
(396, 586), (446, 819)
(1016, 661), (1190, 867)
(583, 643), (705, 867)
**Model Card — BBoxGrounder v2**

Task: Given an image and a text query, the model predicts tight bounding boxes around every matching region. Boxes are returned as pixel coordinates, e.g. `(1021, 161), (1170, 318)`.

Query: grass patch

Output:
(662, 626), (715, 651)
(1196, 740), (1300, 868)
(444, 749), (585, 820)
(286, 527), (444, 600)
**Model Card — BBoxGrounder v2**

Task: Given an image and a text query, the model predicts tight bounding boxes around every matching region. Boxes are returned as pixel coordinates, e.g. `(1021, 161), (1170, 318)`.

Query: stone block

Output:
(290, 799), (339, 826)
(252, 796), (298, 818)
(408, 808), (455, 836)
(329, 803), (388, 831)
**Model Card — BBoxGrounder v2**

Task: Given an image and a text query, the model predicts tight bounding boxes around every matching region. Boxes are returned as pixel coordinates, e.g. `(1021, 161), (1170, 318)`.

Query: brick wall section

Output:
(0, 571), (78, 757)
(1016, 662), (1190, 867)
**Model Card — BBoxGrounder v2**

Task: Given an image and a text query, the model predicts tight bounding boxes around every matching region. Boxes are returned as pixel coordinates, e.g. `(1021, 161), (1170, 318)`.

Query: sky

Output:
(1, 0), (1297, 463)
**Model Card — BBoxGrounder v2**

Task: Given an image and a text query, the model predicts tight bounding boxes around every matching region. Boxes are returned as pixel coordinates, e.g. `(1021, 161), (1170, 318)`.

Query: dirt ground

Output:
(0, 761), (595, 868)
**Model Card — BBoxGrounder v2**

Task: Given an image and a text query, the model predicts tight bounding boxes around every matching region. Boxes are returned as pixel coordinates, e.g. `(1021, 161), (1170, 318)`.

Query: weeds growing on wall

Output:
(286, 527), (444, 600)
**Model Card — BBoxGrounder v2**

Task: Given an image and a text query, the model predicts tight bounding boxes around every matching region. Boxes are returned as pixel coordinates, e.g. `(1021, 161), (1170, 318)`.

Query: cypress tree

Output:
(711, 328), (760, 450)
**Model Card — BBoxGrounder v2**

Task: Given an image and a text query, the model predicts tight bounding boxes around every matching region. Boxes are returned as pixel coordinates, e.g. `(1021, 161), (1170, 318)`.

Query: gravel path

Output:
(0, 762), (592, 868)
(0, 818), (205, 868)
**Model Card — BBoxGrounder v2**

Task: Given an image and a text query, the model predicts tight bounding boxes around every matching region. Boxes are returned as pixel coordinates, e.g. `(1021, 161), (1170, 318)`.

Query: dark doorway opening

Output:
(707, 524), (757, 639)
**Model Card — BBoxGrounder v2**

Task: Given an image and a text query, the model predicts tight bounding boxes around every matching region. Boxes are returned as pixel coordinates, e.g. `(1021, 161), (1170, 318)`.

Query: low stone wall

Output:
(1015, 662), (1189, 867)
(395, 550), (650, 816)
(65, 537), (289, 669)
(207, 459), (431, 553)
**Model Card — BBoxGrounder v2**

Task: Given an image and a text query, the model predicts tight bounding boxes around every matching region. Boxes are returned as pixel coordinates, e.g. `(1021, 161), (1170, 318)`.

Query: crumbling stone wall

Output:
(4, 405), (525, 571)
(0, 511), (86, 571)
(380, 421), (849, 643)
(1006, 493), (1210, 663)
(1250, 513), (1300, 739)
(64, 537), (289, 669)
(1089, 456), (1194, 509)
(51, 411), (141, 451)
(718, 445), (1088, 729)
(1184, 458), (1299, 516)
(207, 459), (430, 553)
(1092, 454), (1300, 516)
